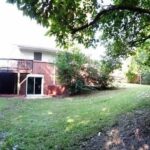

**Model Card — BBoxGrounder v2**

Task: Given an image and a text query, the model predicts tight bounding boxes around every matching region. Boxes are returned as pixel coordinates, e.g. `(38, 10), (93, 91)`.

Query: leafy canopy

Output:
(7, 0), (150, 59)
(56, 49), (116, 94)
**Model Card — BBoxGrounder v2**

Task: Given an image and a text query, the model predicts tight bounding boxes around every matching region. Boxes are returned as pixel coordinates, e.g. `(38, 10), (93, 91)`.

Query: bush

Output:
(56, 50), (87, 95)
(126, 70), (138, 83)
(141, 71), (150, 85)
(56, 50), (116, 95)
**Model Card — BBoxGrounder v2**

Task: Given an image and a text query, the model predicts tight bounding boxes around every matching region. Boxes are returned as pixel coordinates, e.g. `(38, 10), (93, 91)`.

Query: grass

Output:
(0, 84), (150, 149)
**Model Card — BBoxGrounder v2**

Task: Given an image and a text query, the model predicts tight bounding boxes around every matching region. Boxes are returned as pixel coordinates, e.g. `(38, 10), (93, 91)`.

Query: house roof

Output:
(18, 45), (58, 54)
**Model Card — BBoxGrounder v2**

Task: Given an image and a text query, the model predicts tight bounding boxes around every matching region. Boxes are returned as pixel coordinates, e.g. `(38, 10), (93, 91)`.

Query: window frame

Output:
(34, 52), (42, 61)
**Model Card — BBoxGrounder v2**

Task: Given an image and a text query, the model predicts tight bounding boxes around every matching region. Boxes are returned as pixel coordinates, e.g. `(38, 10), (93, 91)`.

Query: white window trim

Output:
(26, 74), (44, 97)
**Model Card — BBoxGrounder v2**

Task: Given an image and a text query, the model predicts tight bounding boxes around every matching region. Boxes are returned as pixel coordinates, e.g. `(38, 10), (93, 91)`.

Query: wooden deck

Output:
(0, 59), (56, 96)
(0, 59), (33, 73)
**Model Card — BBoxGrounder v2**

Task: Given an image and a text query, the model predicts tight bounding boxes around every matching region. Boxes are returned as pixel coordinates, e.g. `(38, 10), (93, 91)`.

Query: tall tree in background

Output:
(7, 0), (150, 62)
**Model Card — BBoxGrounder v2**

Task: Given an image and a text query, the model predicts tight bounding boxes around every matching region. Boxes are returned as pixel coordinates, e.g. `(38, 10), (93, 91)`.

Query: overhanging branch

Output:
(129, 35), (150, 47)
(71, 5), (150, 34)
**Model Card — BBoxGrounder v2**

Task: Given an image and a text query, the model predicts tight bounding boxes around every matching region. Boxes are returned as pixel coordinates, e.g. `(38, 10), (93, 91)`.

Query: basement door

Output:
(26, 74), (44, 96)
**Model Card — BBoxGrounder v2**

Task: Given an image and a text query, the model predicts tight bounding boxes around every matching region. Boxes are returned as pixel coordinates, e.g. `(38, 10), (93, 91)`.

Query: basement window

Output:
(34, 52), (42, 61)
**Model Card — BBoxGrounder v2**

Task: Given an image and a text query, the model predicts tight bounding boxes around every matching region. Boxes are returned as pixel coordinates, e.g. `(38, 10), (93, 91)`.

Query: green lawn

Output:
(0, 84), (150, 150)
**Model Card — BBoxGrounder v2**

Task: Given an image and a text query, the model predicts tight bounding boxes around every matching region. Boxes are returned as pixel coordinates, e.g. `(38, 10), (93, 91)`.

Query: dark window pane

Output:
(35, 77), (42, 94)
(27, 77), (34, 94)
(34, 52), (42, 61)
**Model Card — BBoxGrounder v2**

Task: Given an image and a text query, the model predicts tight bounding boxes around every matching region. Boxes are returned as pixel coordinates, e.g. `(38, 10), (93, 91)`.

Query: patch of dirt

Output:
(80, 109), (150, 150)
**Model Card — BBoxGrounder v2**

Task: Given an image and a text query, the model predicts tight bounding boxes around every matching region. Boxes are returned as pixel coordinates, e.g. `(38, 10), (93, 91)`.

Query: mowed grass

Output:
(0, 84), (150, 150)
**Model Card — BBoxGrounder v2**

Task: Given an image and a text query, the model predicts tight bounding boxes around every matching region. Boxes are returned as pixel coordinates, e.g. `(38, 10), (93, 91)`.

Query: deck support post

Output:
(53, 64), (56, 85)
(17, 72), (20, 95)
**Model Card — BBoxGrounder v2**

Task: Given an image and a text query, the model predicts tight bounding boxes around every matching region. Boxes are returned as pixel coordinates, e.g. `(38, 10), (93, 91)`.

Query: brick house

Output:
(0, 44), (57, 97)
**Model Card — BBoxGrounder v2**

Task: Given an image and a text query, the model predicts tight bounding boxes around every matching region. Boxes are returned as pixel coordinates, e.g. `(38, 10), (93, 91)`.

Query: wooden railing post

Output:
(17, 72), (20, 95)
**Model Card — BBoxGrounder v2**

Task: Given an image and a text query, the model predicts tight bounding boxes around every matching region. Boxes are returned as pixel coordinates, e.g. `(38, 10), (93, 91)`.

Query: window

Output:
(34, 52), (42, 61)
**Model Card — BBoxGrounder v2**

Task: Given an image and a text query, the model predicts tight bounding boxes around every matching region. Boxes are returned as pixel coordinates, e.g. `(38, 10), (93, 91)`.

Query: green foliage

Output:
(99, 43), (122, 86)
(7, 0), (150, 50)
(56, 50), (117, 94)
(100, 56), (121, 87)
(126, 70), (138, 83)
(7, 0), (98, 47)
(125, 56), (139, 83)
(114, 0), (139, 6)
(7, 0), (150, 70)
(81, 61), (114, 89)
(56, 50), (87, 95)
(126, 47), (150, 84)
(135, 42), (150, 67)
(141, 71), (150, 85)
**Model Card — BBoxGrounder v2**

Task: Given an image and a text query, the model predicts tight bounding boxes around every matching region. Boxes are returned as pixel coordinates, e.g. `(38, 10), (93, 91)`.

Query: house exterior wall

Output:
(32, 61), (55, 95)
(0, 44), (57, 96)
(0, 45), (56, 63)
(19, 62), (55, 95)
(20, 50), (55, 63)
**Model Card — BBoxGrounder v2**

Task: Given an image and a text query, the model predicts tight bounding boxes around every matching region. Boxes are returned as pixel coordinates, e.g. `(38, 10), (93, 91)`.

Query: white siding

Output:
(0, 44), (56, 63)
(20, 50), (55, 63)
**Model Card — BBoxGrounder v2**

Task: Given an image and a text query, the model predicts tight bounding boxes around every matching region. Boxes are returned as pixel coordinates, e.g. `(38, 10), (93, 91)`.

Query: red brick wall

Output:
(32, 62), (55, 95)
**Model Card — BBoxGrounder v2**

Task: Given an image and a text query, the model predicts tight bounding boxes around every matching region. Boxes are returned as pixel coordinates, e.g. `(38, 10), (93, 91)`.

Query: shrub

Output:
(126, 70), (138, 83)
(56, 50), (87, 95)
(141, 71), (150, 85)
(56, 50), (117, 95)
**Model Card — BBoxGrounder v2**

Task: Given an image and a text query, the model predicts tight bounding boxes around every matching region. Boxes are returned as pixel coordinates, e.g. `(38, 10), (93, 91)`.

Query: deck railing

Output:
(0, 59), (33, 72)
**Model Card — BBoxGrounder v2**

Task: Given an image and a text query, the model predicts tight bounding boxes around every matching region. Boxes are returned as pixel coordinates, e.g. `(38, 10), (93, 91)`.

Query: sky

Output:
(0, 1), (56, 48)
(0, 1), (106, 60)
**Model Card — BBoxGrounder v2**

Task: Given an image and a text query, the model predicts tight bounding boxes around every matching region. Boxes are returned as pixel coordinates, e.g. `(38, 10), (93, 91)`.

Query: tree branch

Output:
(71, 5), (150, 34)
(129, 34), (150, 47)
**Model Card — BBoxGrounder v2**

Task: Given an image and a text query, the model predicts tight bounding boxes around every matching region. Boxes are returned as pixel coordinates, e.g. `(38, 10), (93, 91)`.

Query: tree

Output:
(134, 44), (150, 84)
(56, 50), (87, 94)
(7, 0), (150, 61)
(56, 49), (118, 95)
(125, 57), (139, 83)
(126, 46), (150, 84)
(135, 42), (150, 67)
